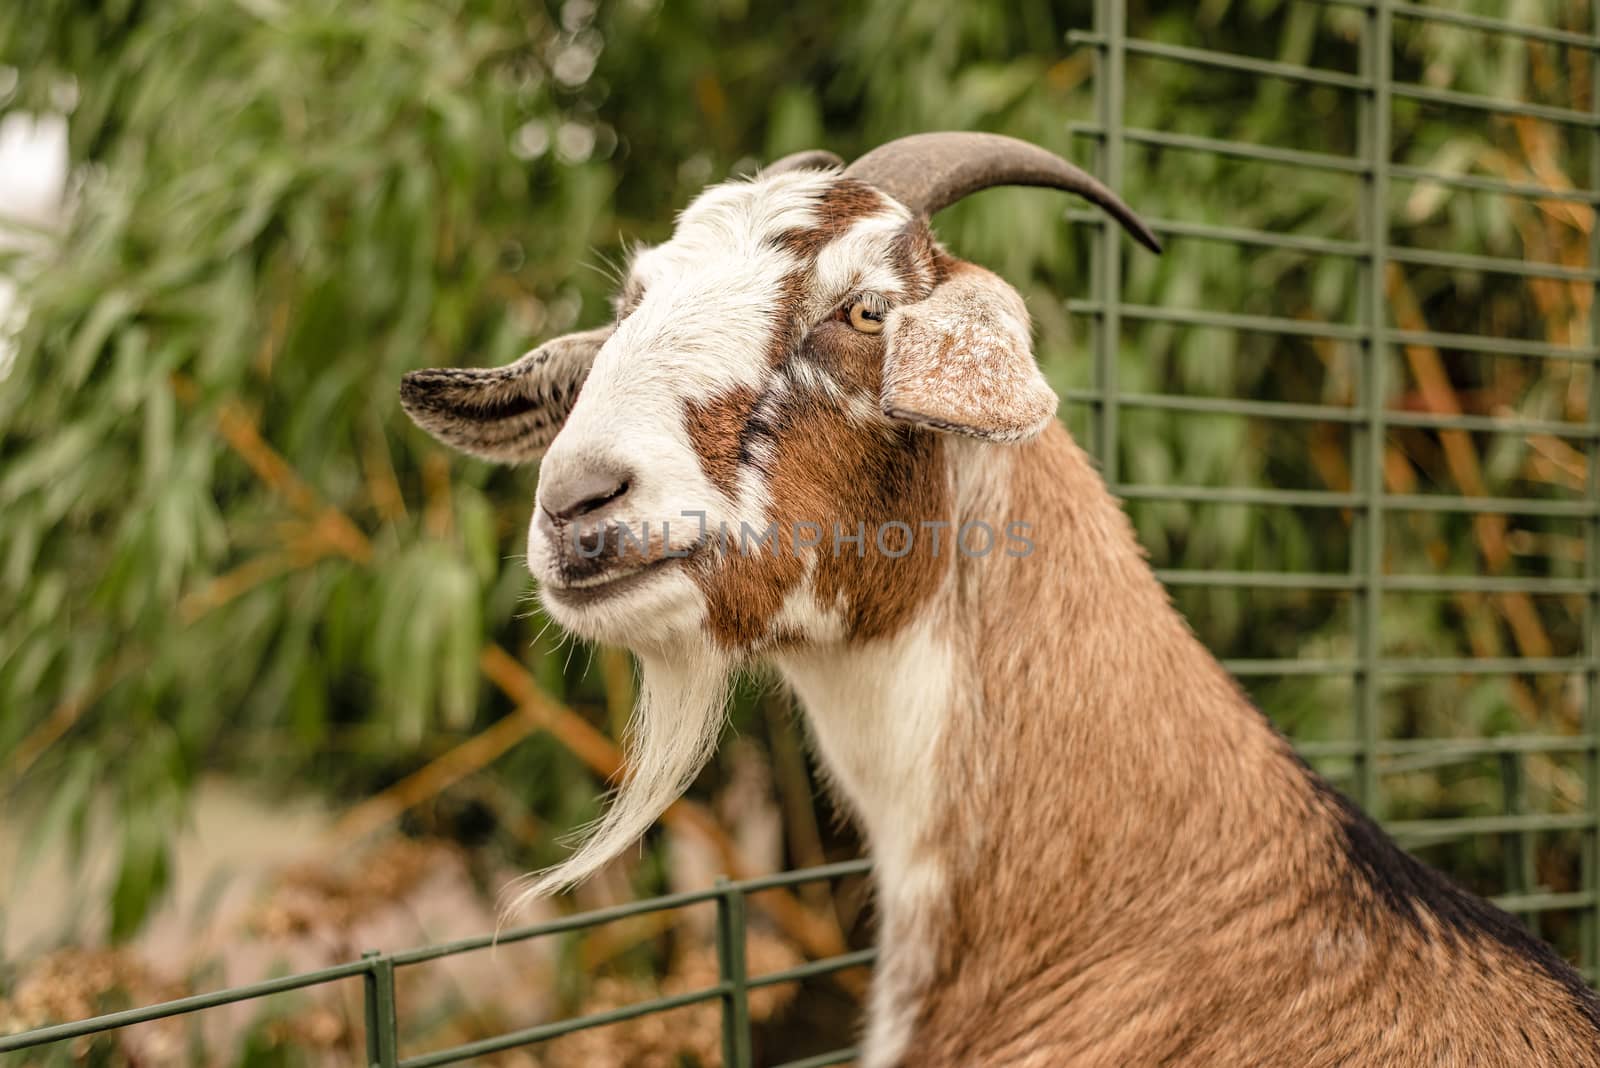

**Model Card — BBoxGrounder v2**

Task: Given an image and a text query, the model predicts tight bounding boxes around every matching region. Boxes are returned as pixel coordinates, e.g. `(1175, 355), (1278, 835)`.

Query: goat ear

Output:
(880, 265), (1057, 443)
(399, 325), (611, 464)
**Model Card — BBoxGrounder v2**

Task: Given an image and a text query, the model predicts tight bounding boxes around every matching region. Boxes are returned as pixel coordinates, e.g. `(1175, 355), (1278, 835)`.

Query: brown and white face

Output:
(401, 133), (1158, 658)
(399, 132), (1158, 897)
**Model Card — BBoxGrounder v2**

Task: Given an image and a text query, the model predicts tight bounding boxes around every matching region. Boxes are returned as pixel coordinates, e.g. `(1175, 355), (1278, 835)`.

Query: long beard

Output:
(503, 639), (730, 913)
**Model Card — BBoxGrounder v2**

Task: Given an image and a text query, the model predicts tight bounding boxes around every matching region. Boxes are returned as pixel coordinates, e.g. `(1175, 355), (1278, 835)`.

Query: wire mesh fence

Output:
(0, 862), (875, 1066)
(1068, 0), (1600, 980)
(3, 0), (1598, 1064)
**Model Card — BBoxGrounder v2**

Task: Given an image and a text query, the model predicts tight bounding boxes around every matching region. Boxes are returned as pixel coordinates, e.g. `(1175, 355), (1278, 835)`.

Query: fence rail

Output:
(0, 861), (875, 1067)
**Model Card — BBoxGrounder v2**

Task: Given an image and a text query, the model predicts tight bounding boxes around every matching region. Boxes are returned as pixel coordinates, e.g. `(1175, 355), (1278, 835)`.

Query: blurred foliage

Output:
(0, 0), (1597, 1049)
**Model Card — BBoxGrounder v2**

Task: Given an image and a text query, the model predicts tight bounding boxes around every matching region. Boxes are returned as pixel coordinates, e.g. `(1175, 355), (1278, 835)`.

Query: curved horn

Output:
(764, 149), (844, 175)
(844, 131), (1161, 253)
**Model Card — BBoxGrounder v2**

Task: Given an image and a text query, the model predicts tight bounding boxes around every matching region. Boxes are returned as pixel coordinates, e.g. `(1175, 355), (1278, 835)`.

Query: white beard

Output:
(503, 637), (731, 912)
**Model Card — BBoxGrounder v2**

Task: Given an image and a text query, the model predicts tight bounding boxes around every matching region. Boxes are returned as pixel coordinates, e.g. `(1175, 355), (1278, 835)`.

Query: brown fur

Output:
(687, 319), (949, 649)
(756, 180), (902, 371)
(772, 179), (897, 258)
(684, 212), (954, 650)
(684, 385), (761, 499)
(881, 425), (1600, 1067)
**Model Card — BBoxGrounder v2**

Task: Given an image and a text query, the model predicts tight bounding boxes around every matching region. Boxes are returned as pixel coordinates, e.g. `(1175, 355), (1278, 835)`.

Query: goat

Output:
(400, 132), (1600, 1067)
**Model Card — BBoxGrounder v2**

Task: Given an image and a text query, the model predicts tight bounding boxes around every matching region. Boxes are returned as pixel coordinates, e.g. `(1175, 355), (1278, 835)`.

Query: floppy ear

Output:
(880, 264), (1057, 443)
(399, 325), (611, 463)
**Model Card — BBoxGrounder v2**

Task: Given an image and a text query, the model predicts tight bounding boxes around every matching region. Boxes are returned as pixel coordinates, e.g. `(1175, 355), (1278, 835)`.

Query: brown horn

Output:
(764, 149), (844, 175)
(844, 131), (1161, 254)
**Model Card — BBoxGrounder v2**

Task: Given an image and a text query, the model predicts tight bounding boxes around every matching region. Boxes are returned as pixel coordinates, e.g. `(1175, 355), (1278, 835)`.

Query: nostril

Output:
(575, 478), (629, 517)
(540, 467), (635, 522)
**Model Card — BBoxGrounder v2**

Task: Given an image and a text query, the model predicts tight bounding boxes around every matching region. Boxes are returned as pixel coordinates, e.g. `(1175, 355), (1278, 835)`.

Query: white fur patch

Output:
(808, 208), (914, 315)
(773, 613), (959, 1068)
(504, 635), (731, 907)
(767, 554), (847, 645)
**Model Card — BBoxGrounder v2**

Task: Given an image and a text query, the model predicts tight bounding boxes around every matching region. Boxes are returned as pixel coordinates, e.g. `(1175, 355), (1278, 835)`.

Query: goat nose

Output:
(539, 462), (634, 522)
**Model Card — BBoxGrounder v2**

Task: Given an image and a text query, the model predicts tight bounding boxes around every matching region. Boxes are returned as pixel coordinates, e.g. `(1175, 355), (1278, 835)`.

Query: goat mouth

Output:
(541, 554), (684, 606)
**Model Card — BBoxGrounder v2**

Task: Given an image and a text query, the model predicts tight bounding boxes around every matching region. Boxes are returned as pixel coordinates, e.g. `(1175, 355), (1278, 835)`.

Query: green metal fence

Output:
(1070, 0), (1600, 979)
(0, 860), (875, 1066)
(5, 0), (1600, 1064)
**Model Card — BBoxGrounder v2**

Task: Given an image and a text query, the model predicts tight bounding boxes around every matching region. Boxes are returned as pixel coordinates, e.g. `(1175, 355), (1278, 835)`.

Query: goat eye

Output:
(847, 300), (886, 334)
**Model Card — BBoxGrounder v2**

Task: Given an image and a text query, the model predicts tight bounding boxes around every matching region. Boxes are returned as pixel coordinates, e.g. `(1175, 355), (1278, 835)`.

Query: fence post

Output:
(1090, 0), (1126, 477)
(1585, 0), (1600, 980)
(1352, 0), (1393, 820)
(715, 876), (752, 1068)
(362, 950), (400, 1068)
(1499, 749), (1544, 940)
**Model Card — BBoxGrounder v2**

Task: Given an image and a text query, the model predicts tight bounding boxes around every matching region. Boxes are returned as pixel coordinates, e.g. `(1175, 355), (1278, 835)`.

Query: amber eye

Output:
(847, 299), (886, 334)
